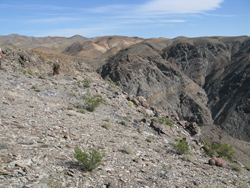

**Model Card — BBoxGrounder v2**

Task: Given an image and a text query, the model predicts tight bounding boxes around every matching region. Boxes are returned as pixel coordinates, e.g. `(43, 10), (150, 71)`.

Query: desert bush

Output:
(122, 145), (134, 154)
(67, 104), (75, 110)
(127, 101), (134, 106)
(76, 108), (86, 114)
(203, 138), (235, 161)
(74, 147), (103, 171)
(137, 126), (144, 134)
(107, 81), (119, 93)
(171, 139), (189, 155)
(120, 120), (129, 126)
(31, 84), (41, 92)
(230, 163), (243, 172)
(182, 154), (195, 162)
(83, 93), (103, 112)
(76, 78), (91, 88)
(70, 92), (78, 97)
(146, 136), (154, 143)
(104, 117), (111, 122)
(153, 117), (173, 127)
(101, 123), (111, 130)
(83, 78), (91, 88)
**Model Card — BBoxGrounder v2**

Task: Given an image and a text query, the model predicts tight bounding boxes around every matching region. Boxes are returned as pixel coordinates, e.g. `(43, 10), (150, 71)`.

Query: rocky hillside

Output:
(98, 36), (250, 142)
(62, 36), (143, 59)
(1, 41), (250, 187)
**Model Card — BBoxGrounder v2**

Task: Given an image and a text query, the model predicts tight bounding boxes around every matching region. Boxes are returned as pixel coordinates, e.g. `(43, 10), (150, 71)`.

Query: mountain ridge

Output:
(98, 36), (250, 142)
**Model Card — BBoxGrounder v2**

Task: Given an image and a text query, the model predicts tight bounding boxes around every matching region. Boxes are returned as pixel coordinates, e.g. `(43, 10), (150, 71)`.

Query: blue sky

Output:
(0, 0), (249, 38)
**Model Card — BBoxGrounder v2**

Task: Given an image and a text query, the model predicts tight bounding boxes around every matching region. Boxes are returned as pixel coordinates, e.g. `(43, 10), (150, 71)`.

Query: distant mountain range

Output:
(0, 34), (143, 59)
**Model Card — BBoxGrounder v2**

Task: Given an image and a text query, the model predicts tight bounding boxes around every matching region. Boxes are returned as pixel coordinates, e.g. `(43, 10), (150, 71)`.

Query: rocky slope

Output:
(1, 41), (250, 187)
(98, 36), (250, 142)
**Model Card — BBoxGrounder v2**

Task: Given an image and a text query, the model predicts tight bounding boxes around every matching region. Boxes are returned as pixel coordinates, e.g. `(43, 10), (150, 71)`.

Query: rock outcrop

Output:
(98, 36), (250, 142)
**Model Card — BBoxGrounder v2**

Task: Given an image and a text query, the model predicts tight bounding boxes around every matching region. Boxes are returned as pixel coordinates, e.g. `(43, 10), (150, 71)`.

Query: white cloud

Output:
(26, 17), (80, 23)
(160, 20), (186, 23)
(139, 0), (224, 14)
(90, 4), (130, 13)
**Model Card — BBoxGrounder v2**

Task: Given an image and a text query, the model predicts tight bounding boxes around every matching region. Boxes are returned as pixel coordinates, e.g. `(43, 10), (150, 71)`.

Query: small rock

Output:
(15, 163), (26, 168)
(66, 144), (72, 148)
(107, 170), (112, 174)
(133, 159), (139, 163)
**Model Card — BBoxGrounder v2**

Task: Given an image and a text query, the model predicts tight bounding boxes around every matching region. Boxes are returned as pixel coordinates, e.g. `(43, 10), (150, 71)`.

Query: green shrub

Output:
(104, 117), (111, 122)
(153, 117), (173, 127)
(67, 104), (75, 110)
(127, 101), (134, 106)
(76, 109), (86, 114)
(101, 123), (111, 130)
(74, 147), (103, 171)
(230, 163), (243, 172)
(76, 78), (91, 88)
(83, 78), (91, 88)
(27, 71), (33, 76)
(171, 139), (189, 155)
(83, 93), (103, 112)
(31, 84), (41, 92)
(203, 138), (235, 161)
(146, 136), (154, 143)
(182, 154), (195, 162)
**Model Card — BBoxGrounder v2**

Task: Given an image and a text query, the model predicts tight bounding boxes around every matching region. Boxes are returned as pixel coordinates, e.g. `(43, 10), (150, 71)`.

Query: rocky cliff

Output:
(98, 36), (250, 142)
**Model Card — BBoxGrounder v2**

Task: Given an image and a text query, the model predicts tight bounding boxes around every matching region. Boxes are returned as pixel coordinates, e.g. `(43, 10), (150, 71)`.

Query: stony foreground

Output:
(0, 69), (250, 188)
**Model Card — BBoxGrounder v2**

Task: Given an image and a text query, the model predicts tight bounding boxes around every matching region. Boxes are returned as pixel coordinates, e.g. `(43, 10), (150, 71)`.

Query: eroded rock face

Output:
(99, 36), (250, 142)
(98, 42), (213, 125)
(204, 38), (250, 141)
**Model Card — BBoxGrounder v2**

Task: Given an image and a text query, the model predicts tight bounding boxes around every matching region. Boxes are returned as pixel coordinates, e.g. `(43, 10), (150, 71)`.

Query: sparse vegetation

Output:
(138, 126), (144, 134)
(83, 78), (91, 88)
(76, 108), (86, 114)
(74, 147), (103, 171)
(120, 120), (129, 126)
(22, 69), (33, 76)
(70, 91), (78, 97)
(146, 136), (154, 143)
(203, 138), (235, 161)
(101, 123), (111, 130)
(107, 81), (119, 93)
(162, 164), (172, 171)
(171, 139), (189, 155)
(182, 154), (195, 162)
(104, 117), (111, 122)
(31, 84), (42, 92)
(67, 104), (75, 110)
(76, 78), (91, 88)
(127, 101), (133, 106)
(83, 92), (103, 112)
(122, 145), (133, 154)
(153, 117), (173, 127)
(230, 163), (243, 172)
